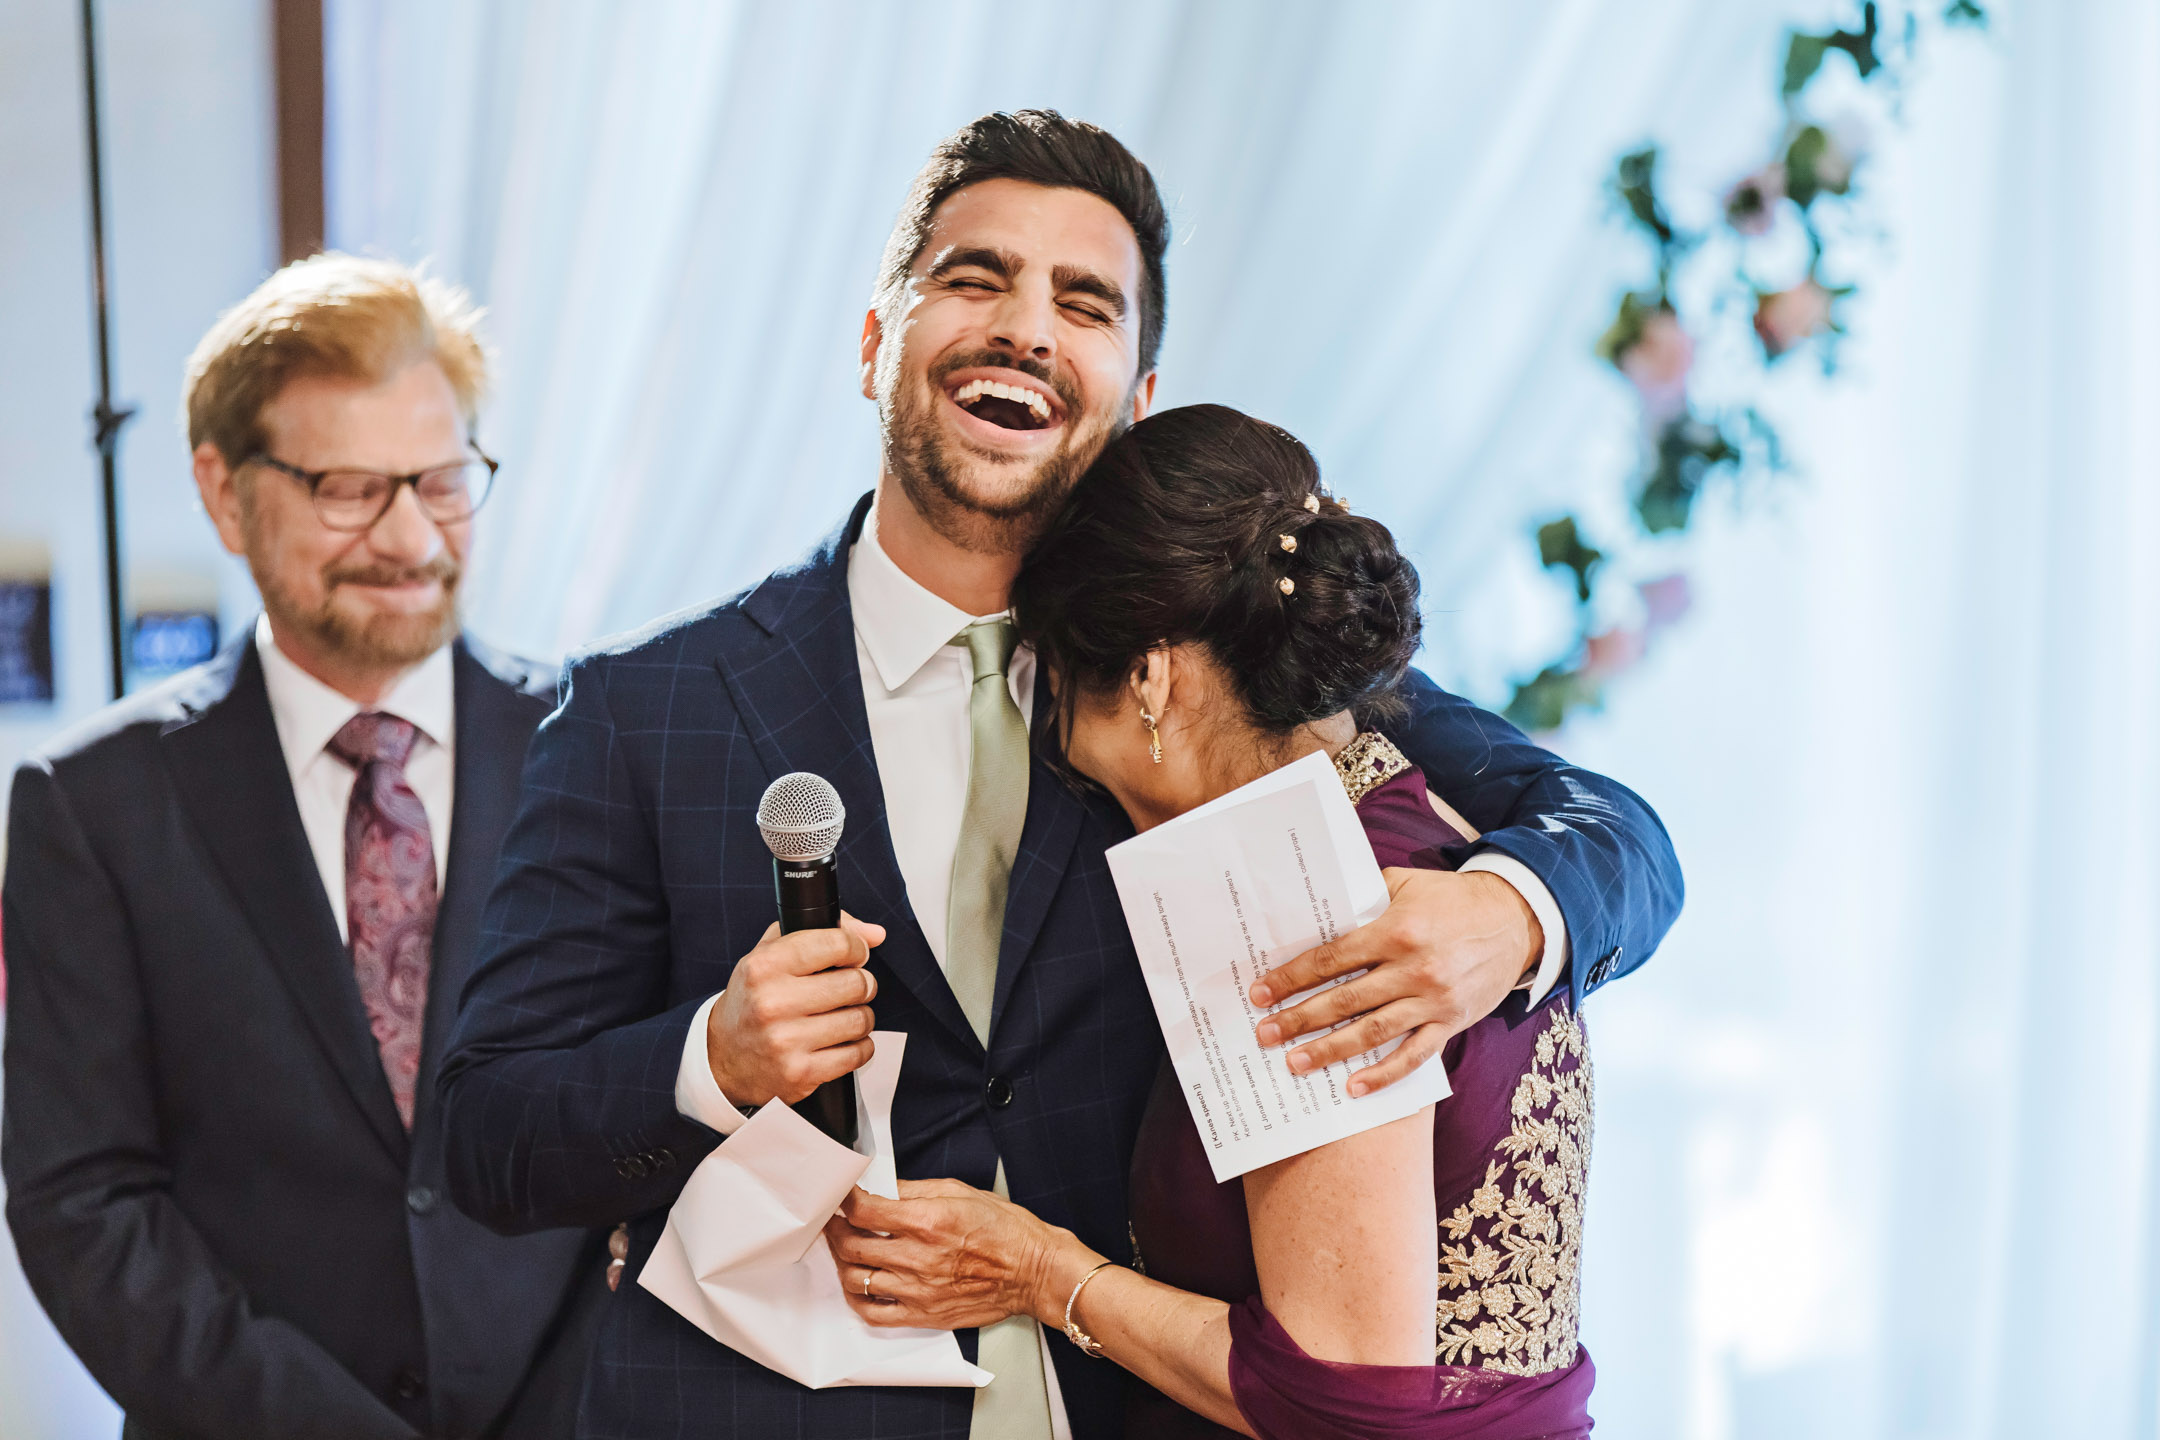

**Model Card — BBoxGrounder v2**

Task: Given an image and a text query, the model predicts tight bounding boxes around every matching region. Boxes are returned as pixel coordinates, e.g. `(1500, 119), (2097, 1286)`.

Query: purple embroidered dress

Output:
(1125, 737), (1597, 1439)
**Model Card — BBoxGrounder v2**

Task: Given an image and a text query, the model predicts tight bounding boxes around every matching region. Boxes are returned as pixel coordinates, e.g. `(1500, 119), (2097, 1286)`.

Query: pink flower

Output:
(1581, 628), (1645, 679)
(1617, 308), (1694, 422)
(1637, 573), (1693, 635)
(1724, 163), (1786, 237)
(1754, 280), (1834, 359)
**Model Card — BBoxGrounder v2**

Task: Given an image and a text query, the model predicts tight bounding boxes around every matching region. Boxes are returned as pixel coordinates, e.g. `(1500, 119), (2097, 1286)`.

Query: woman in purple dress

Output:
(827, 405), (1595, 1439)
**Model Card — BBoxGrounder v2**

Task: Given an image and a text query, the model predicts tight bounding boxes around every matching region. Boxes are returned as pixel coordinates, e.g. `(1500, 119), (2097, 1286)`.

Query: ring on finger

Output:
(862, 1267), (879, 1299)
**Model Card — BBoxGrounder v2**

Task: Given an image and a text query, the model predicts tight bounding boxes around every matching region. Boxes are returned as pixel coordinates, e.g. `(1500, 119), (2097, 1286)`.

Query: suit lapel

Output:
(417, 641), (534, 1112)
(160, 640), (411, 1164)
(718, 496), (982, 1053)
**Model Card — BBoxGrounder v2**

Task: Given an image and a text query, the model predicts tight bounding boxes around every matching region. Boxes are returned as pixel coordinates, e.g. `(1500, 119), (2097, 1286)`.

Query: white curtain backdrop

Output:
(319, 4), (2160, 1439)
(325, 0), (1821, 672)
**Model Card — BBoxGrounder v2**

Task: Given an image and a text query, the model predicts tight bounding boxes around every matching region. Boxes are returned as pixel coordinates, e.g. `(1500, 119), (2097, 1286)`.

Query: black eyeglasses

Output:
(249, 443), (500, 533)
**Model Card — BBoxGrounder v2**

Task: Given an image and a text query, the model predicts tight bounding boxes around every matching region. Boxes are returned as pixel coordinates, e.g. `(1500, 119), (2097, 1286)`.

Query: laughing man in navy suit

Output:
(439, 111), (1682, 1440)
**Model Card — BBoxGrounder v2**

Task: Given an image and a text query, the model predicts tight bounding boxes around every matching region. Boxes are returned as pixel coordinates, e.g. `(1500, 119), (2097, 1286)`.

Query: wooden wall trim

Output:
(272, 0), (324, 264)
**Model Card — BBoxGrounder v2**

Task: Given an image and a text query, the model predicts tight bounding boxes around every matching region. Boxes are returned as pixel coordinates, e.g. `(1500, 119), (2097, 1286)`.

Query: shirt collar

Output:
(846, 499), (1008, 693)
(254, 612), (456, 772)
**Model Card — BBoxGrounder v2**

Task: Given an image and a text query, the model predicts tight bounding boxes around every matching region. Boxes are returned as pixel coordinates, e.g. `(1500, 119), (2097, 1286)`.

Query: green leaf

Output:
(1835, 3), (1884, 80)
(1536, 516), (1604, 603)
(1783, 3), (1883, 98)
(1595, 292), (1668, 368)
(1503, 664), (1604, 735)
(1612, 147), (1676, 248)
(1782, 33), (1830, 97)
(1784, 125), (1854, 208)
(1636, 418), (1741, 534)
(1786, 126), (1825, 207)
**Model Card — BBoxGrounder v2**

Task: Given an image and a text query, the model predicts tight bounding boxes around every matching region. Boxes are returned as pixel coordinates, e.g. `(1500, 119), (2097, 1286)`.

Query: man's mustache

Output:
(326, 555), (460, 590)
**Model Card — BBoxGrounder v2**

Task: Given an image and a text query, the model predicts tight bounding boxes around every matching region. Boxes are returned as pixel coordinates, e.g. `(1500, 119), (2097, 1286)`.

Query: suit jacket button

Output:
(985, 1075), (1014, 1110)
(405, 1185), (437, 1215)
(392, 1368), (426, 1400)
(1587, 946), (1623, 989)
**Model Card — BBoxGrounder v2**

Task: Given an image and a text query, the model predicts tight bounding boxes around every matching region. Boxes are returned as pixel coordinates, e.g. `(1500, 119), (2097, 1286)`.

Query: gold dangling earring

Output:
(1141, 708), (1164, 765)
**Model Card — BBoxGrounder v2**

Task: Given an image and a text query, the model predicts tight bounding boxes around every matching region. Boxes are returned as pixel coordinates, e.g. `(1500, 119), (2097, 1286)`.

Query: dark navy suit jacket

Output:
(2, 634), (607, 1440)
(438, 495), (1682, 1440)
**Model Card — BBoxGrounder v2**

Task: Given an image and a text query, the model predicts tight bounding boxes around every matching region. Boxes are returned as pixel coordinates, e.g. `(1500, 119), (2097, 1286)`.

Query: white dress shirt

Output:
(255, 614), (455, 941)
(841, 506), (1038, 970)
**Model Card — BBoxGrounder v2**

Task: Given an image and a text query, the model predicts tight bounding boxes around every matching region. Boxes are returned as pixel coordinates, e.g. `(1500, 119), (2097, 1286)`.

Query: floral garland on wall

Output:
(1502, 1), (1987, 735)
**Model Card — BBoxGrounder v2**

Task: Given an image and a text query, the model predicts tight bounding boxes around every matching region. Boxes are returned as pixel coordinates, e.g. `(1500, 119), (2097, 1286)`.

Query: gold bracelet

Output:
(1062, 1260), (1118, 1358)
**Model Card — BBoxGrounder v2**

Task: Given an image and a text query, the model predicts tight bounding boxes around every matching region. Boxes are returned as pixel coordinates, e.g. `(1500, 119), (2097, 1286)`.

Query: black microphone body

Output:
(774, 852), (842, 935)
(773, 853), (858, 1147)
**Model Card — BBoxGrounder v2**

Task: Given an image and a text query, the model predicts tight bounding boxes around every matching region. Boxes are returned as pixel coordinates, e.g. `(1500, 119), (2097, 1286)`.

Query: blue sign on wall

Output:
(131, 610), (219, 678)
(0, 580), (54, 703)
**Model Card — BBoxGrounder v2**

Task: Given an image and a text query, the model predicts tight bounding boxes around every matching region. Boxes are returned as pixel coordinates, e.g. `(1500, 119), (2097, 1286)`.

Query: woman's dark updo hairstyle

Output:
(1012, 404), (1421, 756)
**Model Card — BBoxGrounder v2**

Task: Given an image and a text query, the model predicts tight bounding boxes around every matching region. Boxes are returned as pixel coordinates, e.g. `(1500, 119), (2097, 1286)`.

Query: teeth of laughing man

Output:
(953, 377), (1051, 418)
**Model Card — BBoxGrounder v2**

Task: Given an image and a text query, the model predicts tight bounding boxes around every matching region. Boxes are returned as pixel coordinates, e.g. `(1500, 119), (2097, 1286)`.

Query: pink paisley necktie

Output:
(329, 712), (435, 1130)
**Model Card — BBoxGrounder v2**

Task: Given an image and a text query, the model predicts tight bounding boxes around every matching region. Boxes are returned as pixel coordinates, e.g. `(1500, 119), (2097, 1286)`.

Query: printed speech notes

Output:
(1105, 750), (1451, 1183)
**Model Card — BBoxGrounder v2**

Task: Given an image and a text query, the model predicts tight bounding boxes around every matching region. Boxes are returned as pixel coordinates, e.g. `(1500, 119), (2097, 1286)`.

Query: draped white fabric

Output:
(322, 5), (2160, 1439)
(325, 0), (1812, 666)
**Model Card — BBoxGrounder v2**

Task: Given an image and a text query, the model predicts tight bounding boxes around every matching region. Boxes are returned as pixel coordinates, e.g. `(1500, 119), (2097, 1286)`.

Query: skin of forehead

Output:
(909, 178), (1144, 312)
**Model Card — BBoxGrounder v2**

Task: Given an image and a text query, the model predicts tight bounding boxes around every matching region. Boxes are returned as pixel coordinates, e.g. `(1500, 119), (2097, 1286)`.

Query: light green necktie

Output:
(946, 620), (1054, 1440)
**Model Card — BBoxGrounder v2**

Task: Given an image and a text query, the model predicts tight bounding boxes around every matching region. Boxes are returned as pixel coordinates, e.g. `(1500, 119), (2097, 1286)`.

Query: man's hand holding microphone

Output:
(707, 771), (878, 1144)
(705, 914), (883, 1113)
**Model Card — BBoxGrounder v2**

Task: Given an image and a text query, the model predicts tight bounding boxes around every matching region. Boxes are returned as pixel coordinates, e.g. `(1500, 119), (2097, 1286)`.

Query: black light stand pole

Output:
(79, 0), (135, 701)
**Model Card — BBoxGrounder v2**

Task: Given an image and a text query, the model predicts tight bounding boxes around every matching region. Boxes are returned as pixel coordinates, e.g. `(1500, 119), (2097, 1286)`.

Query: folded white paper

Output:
(1105, 749), (1452, 1183)
(638, 1031), (992, 1390)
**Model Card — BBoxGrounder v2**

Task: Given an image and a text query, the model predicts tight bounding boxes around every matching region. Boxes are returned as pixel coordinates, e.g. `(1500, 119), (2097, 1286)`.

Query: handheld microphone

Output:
(756, 772), (858, 1147)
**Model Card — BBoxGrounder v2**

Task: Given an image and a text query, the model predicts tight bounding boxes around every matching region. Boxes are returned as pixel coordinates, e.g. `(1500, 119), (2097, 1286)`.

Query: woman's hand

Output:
(823, 1179), (1095, 1332)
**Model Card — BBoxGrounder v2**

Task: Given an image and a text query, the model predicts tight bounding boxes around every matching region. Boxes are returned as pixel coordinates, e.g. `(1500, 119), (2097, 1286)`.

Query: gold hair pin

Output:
(1278, 533), (1297, 553)
(1302, 494), (1321, 514)
(1278, 577), (1296, 595)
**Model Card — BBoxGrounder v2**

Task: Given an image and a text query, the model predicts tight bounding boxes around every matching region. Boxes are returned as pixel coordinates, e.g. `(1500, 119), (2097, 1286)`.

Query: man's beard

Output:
(880, 348), (1128, 556)
(245, 512), (461, 671)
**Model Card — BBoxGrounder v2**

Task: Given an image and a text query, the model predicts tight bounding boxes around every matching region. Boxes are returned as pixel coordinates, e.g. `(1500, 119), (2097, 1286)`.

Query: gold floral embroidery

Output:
(1334, 731), (1411, 804)
(1435, 1000), (1593, 1375)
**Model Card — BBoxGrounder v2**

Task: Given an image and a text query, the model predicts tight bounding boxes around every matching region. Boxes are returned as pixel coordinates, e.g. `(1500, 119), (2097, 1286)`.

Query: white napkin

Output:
(637, 1031), (992, 1389)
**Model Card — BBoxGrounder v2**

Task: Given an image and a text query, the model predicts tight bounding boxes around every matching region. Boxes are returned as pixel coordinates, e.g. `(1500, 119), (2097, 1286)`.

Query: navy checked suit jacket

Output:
(438, 493), (1682, 1440)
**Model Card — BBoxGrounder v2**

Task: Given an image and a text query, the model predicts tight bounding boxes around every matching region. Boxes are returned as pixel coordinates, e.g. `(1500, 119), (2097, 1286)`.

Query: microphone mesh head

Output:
(757, 772), (845, 862)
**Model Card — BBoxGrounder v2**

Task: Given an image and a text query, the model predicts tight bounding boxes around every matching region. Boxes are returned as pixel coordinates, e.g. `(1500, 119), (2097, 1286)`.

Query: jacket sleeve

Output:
(1383, 667), (1684, 999)
(436, 654), (721, 1235)
(1, 762), (417, 1440)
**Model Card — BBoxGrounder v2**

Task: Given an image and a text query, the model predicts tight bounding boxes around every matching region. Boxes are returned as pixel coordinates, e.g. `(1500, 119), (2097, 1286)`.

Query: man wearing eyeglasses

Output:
(1, 255), (603, 1440)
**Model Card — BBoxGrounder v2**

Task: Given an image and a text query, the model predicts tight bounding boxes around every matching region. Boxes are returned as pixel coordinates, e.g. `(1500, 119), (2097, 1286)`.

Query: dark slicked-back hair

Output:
(874, 110), (1170, 376)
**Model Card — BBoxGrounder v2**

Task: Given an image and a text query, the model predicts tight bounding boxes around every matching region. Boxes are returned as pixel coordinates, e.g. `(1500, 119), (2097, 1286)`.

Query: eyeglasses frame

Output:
(247, 441), (500, 534)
